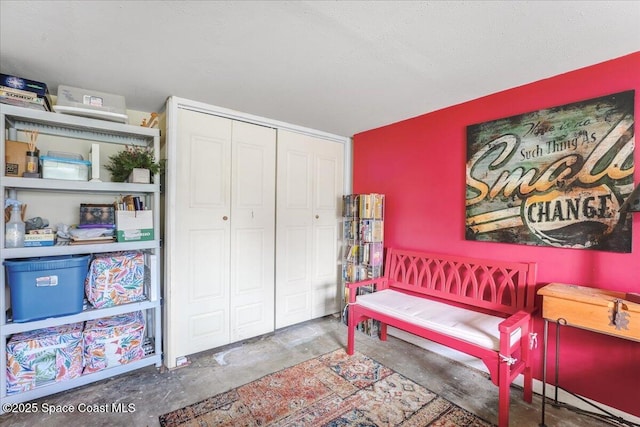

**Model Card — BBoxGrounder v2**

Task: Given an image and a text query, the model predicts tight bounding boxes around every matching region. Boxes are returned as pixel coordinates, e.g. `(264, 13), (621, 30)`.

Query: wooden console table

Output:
(537, 283), (640, 427)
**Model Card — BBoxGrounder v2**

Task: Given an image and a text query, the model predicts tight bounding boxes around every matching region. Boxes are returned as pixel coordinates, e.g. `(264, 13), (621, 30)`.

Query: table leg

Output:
(540, 319), (549, 427)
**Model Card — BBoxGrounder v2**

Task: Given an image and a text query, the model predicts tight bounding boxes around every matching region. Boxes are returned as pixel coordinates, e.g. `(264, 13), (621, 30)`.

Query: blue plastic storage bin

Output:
(4, 255), (91, 322)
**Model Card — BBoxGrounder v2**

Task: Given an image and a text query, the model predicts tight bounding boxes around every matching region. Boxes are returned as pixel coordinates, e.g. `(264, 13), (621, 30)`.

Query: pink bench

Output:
(346, 248), (537, 427)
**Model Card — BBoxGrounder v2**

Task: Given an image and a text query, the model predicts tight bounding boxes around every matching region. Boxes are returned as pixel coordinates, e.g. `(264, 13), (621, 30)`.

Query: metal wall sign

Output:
(466, 91), (635, 252)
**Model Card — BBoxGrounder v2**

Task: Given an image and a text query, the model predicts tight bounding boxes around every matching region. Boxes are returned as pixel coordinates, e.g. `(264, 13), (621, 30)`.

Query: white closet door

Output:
(230, 121), (276, 341)
(275, 130), (343, 328)
(311, 141), (344, 318)
(170, 108), (232, 361)
(275, 133), (313, 328)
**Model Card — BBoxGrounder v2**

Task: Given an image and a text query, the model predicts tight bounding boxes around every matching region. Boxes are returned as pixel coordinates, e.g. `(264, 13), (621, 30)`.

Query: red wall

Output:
(353, 52), (640, 417)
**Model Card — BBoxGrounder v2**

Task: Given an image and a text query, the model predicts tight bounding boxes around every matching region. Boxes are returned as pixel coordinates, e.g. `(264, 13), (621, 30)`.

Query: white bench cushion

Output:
(356, 289), (521, 351)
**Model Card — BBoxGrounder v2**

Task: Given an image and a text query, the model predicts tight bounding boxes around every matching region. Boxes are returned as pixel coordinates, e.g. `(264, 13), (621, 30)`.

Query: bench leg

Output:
(379, 322), (387, 341)
(523, 364), (532, 403)
(498, 361), (510, 427)
(347, 306), (356, 355)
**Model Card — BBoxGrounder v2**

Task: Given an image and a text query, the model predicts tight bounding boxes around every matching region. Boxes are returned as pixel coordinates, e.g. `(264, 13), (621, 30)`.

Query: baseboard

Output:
(387, 327), (640, 425)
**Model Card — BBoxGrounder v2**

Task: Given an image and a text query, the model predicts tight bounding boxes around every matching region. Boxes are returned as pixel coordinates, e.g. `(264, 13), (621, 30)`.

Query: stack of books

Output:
(358, 193), (384, 219)
(1, 74), (53, 111)
(24, 228), (56, 247)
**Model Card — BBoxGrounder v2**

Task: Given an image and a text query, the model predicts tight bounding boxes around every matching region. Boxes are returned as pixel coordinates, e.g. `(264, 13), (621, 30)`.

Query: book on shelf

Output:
(372, 194), (384, 219)
(342, 194), (360, 218)
(342, 262), (382, 283)
(361, 242), (383, 266)
(356, 193), (385, 219)
(23, 231), (56, 247)
(0, 94), (48, 111)
(24, 233), (55, 241)
(359, 219), (383, 242)
(0, 85), (52, 111)
(344, 244), (359, 263)
(358, 318), (380, 336)
(1, 85), (40, 100)
(343, 262), (367, 283)
(69, 236), (116, 245)
(359, 194), (372, 218)
(343, 219), (358, 240)
(28, 228), (55, 235)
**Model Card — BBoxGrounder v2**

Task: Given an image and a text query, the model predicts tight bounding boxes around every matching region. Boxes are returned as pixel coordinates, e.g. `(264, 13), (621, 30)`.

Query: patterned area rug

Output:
(159, 349), (494, 427)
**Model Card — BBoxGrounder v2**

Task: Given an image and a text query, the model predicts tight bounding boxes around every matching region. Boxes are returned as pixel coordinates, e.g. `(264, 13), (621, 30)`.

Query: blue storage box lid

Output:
(4, 255), (91, 271)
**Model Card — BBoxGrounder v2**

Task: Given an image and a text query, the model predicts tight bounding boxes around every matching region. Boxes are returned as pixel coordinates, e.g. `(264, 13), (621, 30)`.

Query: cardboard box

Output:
(5, 140), (29, 176)
(116, 210), (154, 242)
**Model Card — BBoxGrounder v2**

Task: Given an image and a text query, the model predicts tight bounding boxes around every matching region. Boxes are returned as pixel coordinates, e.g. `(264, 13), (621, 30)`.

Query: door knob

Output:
(223, 216), (228, 221)
(315, 215), (319, 219)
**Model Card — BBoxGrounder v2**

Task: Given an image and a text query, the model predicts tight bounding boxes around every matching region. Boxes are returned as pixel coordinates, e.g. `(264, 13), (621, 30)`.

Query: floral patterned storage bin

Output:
(85, 251), (146, 308)
(6, 322), (84, 395)
(83, 311), (145, 374)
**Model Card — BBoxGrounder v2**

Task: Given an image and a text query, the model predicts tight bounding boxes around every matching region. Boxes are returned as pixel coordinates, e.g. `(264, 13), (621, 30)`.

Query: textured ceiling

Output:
(1, 1), (639, 136)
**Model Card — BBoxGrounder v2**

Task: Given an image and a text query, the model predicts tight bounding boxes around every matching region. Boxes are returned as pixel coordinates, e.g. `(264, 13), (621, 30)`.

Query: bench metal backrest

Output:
(384, 248), (537, 315)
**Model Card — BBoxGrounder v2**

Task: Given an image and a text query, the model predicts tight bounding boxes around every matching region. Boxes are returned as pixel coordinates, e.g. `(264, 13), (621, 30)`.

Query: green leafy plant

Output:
(105, 145), (164, 182)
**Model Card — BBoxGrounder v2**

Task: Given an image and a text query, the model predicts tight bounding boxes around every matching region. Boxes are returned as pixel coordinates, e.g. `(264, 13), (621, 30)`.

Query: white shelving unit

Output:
(0, 104), (162, 407)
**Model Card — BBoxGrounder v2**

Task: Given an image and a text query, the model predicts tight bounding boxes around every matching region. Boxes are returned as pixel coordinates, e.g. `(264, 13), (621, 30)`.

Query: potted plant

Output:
(105, 145), (164, 183)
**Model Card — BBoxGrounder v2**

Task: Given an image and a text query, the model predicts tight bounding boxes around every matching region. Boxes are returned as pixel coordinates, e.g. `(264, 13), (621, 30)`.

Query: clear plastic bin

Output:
(40, 155), (90, 181)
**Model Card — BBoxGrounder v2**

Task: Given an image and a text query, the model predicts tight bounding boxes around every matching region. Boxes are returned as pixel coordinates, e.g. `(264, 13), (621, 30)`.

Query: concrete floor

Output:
(0, 315), (619, 427)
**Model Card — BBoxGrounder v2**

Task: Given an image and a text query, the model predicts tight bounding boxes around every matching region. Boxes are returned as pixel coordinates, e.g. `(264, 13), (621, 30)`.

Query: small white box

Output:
(40, 155), (91, 181)
(54, 85), (128, 123)
(116, 210), (154, 242)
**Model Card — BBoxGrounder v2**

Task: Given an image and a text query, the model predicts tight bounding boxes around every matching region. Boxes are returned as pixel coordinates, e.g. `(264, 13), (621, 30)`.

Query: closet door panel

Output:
(311, 224), (339, 317)
(276, 130), (343, 327)
(284, 151), (312, 210)
(172, 109), (232, 357)
(276, 225), (312, 327)
(314, 155), (340, 210)
(275, 132), (313, 328)
(311, 143), (344, 318)
(189, 136), (227, 208)
(232, 228), (267, 337)
(230, 120), (276, 341)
